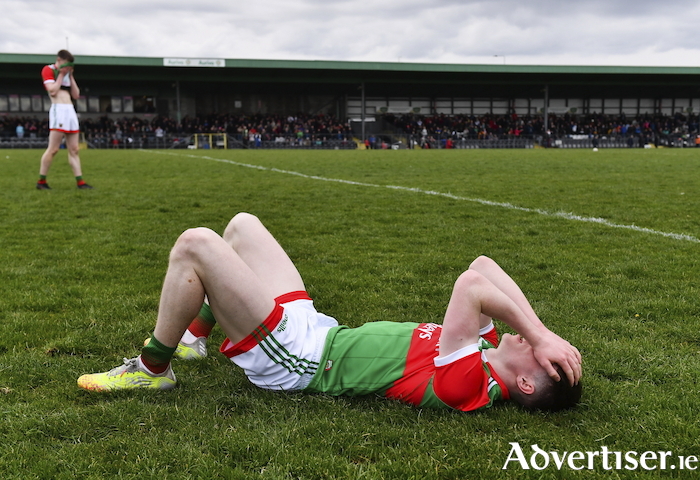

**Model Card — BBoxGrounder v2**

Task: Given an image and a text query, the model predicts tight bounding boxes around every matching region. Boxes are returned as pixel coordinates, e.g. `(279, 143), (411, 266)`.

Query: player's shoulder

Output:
(41, 64), (56, 81)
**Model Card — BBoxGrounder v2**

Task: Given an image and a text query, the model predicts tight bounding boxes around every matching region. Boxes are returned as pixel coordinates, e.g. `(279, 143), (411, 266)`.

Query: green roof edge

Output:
(2, 52), (700, 75)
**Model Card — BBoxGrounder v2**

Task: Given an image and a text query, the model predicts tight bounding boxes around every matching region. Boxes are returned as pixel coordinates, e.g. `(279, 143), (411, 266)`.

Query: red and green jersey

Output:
(304, 321), (509, 412)
(41, 64), (71, 89)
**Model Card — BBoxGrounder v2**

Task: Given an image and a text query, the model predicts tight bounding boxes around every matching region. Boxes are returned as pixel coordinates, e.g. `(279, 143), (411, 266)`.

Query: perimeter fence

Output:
(1, 126), (697, 150)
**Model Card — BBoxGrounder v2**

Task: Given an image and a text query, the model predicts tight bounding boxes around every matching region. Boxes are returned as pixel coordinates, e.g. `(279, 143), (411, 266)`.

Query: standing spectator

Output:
(16, 123), (25, 138)
(155, 126), (164, 147)
(37, 50), (92, 190)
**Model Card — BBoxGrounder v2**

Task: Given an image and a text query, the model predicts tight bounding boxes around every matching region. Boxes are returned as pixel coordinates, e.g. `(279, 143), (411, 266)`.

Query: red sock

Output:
(188, 316), (215, 338)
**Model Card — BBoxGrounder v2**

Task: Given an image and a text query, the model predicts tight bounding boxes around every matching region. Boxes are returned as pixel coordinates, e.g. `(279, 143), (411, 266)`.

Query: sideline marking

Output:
(147, 150), (699, 243)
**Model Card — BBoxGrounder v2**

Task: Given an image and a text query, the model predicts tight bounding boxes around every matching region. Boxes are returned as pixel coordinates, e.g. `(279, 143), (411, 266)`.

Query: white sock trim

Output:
(181, 329), (199, 344)
(138, 356), (158, 375)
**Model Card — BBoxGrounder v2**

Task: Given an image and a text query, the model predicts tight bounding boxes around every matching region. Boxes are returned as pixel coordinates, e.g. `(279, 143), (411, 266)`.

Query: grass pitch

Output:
(0, 147), (699, 479)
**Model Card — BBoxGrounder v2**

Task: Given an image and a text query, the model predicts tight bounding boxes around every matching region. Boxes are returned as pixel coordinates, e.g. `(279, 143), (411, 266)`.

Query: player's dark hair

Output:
(512, 364), (582, 412)
(57, 50), (74, 63)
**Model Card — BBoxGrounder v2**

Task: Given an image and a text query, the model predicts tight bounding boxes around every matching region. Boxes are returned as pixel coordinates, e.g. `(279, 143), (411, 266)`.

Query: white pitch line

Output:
(146, 150), (700, 243)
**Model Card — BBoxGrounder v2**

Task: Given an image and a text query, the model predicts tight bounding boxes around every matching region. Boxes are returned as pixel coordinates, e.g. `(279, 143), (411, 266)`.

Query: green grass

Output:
(1, 147), (699, 479)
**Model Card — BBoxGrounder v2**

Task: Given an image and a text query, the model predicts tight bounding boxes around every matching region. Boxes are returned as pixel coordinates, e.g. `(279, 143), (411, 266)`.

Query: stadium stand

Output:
(3, 54), (700, 149)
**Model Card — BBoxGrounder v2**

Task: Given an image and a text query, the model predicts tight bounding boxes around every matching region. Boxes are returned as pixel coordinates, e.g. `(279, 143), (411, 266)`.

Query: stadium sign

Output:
(163, 58), (225, 67)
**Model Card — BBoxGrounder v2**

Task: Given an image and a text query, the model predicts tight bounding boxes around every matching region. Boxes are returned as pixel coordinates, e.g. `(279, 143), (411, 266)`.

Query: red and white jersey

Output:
(305, 320), (509, 412)
(41, 64), (71, 89)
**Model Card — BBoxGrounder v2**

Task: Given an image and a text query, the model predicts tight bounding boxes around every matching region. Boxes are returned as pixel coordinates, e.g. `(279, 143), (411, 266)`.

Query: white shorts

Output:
(49, 103), (79, 133)
(219, 291), (338, 391)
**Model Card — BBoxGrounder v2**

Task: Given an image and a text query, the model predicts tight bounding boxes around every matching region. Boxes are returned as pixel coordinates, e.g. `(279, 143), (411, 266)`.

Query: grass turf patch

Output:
(0, 147), (699, 479)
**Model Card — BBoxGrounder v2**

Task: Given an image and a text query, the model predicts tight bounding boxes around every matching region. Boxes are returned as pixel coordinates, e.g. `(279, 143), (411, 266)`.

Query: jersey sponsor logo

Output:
(417, 323), (440, 340)
(276, 314), (288, 332)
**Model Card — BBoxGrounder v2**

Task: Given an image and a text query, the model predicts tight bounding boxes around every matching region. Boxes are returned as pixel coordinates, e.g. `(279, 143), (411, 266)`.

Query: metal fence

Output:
(245, 140), (355, 150)
(235, 134), (356, 150)
(452, 138), (535, 149)
(85, 134), (193, 149)
(367, 134), (535, 149)
(0, 135), (191, 149)
(555, 135), (693, 149)
(0, 137), (48, 148)
(83, 133), (357, 150)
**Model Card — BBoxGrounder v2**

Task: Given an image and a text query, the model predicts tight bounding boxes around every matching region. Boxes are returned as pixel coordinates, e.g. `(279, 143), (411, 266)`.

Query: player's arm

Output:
(468, 256), (547, 329)
(441, 268), (581, 385)
(468, 256), (582, 384)
(440, 270), (542, 357)
(43, 66), (70, 97)
(44, 73), (63, 97)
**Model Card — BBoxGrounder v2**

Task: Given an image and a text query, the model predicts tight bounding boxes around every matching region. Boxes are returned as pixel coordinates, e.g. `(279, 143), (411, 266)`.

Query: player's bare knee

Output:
(456, 269), (486, 290)
(171, 227), (218, 262)
(469, 255), (494, 271)
(223, 212), (259, 243)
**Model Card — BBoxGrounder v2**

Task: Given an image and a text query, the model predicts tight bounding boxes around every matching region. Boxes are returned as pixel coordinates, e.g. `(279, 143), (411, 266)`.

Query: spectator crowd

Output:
(2, 111), (699, 148)
(384, 112), (700, 148)
(0, 113), (354, 148)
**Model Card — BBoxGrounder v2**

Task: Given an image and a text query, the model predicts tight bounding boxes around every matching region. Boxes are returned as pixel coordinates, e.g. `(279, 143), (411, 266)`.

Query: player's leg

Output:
(154, 227), (276, 348)
(223, 212), (305, 298)
(40, 130), (63, 174)
(172, 212), (304, 361)
(65, 129), (92, 188)
(37, 130), (63, 188)
(77, 227), (277, 391)
(65, 132), (82, 177)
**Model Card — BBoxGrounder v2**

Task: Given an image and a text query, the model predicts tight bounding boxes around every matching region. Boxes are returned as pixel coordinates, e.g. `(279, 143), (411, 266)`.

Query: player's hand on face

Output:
(531, 330), (582, 386)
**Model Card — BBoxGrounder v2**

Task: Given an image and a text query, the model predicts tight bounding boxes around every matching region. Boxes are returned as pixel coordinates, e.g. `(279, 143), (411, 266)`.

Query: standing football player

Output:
(37, 50), (92, 190)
